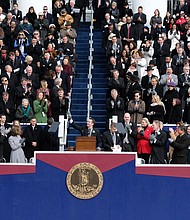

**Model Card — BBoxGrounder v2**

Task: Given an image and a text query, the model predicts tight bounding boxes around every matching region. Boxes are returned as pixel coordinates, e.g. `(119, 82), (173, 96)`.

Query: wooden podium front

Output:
(76, 136), (96, 151)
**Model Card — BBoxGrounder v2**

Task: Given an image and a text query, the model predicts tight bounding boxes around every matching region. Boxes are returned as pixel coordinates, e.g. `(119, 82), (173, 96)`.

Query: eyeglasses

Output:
(134, 95), (139, 97)
(43, 9), (48, 10)
(2, 79), (8, 82)
(34, 33), (39, 35)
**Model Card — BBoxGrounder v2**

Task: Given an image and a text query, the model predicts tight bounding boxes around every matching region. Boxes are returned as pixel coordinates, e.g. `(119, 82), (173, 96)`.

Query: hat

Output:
(49, 24), (56, 28)
(129, 74), (139, 82)
(38, 12), (44, 16)
(144, 26), (149, 31)
(23, 16), (28, 20)
(126, 72), (132, 78)
(112, 1), (117, 5)
(149, 59), (156, 66)
(146, 66), (153, 71)
(167, 81), (176, 87)
(65, 22), (72, 26)
(180, 11), (185, 14)
(108, 33), (116, 41)
(46, 32), (53, 37)
(61, 9), (67, 15)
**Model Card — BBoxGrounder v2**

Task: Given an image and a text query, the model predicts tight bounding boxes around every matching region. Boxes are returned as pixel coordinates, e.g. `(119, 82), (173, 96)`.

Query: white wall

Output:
(17, 0), (52, 17)
(132, 0), (168, 27)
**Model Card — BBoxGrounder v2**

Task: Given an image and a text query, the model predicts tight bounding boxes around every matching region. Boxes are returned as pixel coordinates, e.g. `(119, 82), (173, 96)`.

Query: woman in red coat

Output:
(137, 117), (153, 164)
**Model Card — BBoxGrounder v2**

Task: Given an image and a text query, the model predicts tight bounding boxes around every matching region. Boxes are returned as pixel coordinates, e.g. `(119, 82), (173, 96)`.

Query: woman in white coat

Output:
(133, 50), (147, 80)
(8, 125), (26, 163)
(168, 24), (180, 51)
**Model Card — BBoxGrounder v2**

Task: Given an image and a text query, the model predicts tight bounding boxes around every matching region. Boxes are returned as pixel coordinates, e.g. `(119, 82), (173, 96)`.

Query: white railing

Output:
(87, 6), (94, 119)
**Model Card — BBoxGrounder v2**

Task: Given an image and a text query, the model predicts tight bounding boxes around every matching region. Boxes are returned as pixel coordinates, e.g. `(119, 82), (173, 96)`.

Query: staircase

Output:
(67, 24), (107, 147)
(90, 28), (107, 133)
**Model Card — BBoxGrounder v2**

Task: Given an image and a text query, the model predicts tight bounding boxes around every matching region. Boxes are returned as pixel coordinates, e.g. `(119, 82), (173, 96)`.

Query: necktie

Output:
(88, 129), (91, 137)
(112, 133), (116, 145)
(127, 25), (130, 39)
(98, 0), (101, 8)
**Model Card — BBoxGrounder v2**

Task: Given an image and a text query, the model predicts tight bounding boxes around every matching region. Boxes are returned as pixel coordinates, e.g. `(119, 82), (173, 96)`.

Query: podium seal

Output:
(66, 162), (103, 199)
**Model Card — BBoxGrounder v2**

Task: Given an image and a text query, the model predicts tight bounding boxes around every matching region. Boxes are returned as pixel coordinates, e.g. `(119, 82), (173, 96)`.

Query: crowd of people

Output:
(86, 0), (190, 164)
(0, 0), (190, 164)
(0, 0), (91, 163)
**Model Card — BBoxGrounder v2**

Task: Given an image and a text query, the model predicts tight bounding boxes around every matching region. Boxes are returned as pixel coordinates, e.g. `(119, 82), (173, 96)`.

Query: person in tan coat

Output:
(127, 90), (145, 124)
(58, 9), (74, 30)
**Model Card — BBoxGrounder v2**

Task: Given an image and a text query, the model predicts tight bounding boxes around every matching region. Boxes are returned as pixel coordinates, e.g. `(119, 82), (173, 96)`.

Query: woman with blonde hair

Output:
(137, 117), (153, 164)
(14, 31), (29, 58)
(8, 125), (26, 163)
(146, 94), (166, 123)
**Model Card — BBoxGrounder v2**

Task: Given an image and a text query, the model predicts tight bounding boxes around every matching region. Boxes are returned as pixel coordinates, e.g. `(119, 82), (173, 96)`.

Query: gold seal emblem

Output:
(66, 162), (103, 199)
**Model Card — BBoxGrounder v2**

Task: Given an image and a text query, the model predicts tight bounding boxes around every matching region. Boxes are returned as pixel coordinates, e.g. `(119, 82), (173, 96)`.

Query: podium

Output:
(76, 136), (96, 151)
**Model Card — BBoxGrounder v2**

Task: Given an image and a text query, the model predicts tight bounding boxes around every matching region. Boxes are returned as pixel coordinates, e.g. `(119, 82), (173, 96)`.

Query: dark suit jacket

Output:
(44, 12), (53, 23)
(1, 72), (18, 88)
(121, 122), (137, 151)
(51, 96), (69, 121)
(55, 72), (70, 95)
(23, 125), (42, 160)
(150, 130), (167, 164)
(26, 43), (43, 64)
(120, 23), (137, 43)
(102, 130), (122, 151)
(0, 99), (15, 122)
(133, 12), (147, 39)
(10, 9), (22, 22)
(71, 122), (102, 148)
(6, 59), (22, 78)
(0, 84), (15, 101)
(153, 42), (171, 59)
(141, 74), (156, 90)
(170, 134), (190, 164)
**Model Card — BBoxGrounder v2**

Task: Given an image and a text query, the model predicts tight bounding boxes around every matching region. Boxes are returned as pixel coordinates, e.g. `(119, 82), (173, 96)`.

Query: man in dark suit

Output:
(40, 51), (56, 80)
(0, 92), (15, 123)
(102, 122), (122, 151)
(170, 125), (190, 164)
(43, 6), (53, 24)
(92, 0), (106, 27)
(10, 3), (22, 23)
(133, 6), (147, 40)
(58, 36), (74, 57)
(22, 65), (39, 90)
(23, 117), (42, 161)
(55, 64), (70, 95)
(6, 51), (22, 80)
(0, 76), (15, 101)
(160, 56), (177, 75)
(120, 16), (136, 46)
(0, 114), (11, 162)
(121, 112), (137, 152)
(141, 66), (157, 110)
(27, 37), (43, 65)
(70, 116), (102, 150)
(178, 65), (190, 99)
(51, 88), (69, 121)
(153, 36), (170, 72)
(1, 65), (18, 88)
(150, 120), (167, 164)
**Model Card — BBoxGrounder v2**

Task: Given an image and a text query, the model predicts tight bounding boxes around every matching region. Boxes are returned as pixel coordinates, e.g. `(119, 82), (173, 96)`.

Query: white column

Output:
(17, 0), (52, 17)
(132, 0), (167, 27)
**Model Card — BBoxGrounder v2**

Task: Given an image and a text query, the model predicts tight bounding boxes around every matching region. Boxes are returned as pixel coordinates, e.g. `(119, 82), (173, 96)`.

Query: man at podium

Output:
(69, 116), (102, 150)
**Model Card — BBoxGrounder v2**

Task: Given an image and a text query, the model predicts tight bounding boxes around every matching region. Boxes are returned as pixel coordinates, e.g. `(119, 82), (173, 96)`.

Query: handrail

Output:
(87, 6), (94, 119)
